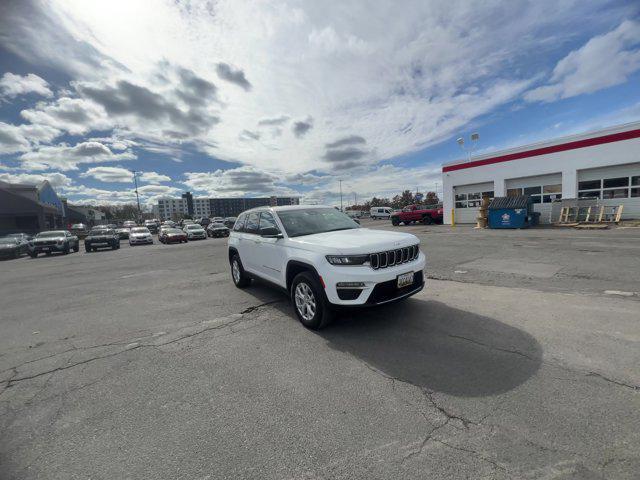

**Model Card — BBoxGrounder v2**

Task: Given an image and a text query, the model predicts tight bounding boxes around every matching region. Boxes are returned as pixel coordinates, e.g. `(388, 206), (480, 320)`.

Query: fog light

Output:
(336, 282), (365, 288)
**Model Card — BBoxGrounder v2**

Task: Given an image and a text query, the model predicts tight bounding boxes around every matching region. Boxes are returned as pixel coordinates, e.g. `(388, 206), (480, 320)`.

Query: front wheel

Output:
(391, 218), (399, 226)
(422, 216), (433, 225)
(85, 246), (91, 253)
(230, 254), (251, 288)
(291, 272), (333, 330)
(30, 252), (37, 258)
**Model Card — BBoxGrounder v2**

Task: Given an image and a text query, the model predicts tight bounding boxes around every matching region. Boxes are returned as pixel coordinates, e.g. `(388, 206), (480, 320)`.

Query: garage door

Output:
(506, 173), (562, 224)
(577, 163), (640, 220)
(454, 182), (494, 224)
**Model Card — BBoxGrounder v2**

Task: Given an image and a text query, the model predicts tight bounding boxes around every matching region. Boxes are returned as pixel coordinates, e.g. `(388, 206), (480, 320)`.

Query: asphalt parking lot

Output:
(1, 224), (639, 479)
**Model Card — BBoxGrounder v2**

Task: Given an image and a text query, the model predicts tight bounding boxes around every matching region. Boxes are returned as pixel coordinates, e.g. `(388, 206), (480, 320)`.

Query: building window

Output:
(631, 188), (640, 197)
(507, 188), (522, 197)
(578, 190), (601, 199)
(602, 188), (629, 199)
(455, 191), (493, 209)
(603, 177), (629, 189)
(578, 180), (601, 190)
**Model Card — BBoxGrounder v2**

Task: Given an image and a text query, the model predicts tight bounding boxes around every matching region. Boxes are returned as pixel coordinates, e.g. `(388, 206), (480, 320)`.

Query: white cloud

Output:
(2, 0), (626, 176)
(0, 122), (60, 154)
(139, 171), (171, 184)
(182, 166), (299, 197)
(80, 166), (133, 183)
(0, 73), (53, 98)
(525, 20), (640, 103)
(0, 171), (72, 188)
(19, 141), (136, 171)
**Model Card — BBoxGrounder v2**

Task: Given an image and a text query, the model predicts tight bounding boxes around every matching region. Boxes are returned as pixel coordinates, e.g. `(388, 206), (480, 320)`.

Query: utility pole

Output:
(131, 170), (141, 221)
(354, 192), (357, 206)
(339, 180), (343, 211)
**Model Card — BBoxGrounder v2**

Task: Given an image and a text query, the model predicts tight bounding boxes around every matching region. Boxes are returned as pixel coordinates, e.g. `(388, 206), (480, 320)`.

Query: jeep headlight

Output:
(326, 255), (368, 266)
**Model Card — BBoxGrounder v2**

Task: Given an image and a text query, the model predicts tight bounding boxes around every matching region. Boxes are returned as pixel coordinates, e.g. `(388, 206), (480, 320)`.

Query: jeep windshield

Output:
(277, 208), (359, 238)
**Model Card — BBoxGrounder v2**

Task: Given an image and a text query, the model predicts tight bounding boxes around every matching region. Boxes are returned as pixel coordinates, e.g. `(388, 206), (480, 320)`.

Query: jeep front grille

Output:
(369, 244), (419, 269)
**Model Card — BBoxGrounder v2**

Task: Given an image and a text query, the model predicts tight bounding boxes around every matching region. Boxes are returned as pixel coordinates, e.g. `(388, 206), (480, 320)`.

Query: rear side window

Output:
(233, 214), (247, 232)
(244, 212), (260, 234)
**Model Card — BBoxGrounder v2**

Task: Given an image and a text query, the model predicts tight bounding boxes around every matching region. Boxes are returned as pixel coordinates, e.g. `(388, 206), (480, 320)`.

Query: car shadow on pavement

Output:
(318, 298), (543, 398)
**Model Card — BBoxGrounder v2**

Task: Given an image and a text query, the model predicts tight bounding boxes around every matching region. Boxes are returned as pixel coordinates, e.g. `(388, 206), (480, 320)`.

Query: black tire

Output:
(30, 252), (37, 258)
(230, 253), (251, 288)
(85, 246), (91, 253)
(422, 216), (433, 225)
(391, 218), (399, 226)
(63, 243), (70, 255)
(73, 243), (79, 252)
(13, 250), (20, 259)
(291, 272), (333, 330)
(45, 251), (52, 256)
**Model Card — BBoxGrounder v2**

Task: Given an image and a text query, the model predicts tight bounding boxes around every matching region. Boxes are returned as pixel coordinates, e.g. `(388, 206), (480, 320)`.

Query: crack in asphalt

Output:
(0, 300), (281, 393)
(435, 440), (507, 473)
(447, 333), (640, 392)
(447, 334), (536, 361)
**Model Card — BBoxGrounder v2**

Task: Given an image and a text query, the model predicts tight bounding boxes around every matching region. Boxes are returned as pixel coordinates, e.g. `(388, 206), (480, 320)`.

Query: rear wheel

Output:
(30, 251), (37, 258)
(391, 218), (399, 226)
(85, 246), (91, 253)
(73, 243), (79, 252)
(422, 216), (433, 225)
(291, 272), (333, 330)
(230, 253), (251, 288)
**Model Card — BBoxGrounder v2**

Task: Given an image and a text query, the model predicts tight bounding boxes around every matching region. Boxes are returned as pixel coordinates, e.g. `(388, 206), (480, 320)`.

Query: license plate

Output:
(397, 272), (414, 288)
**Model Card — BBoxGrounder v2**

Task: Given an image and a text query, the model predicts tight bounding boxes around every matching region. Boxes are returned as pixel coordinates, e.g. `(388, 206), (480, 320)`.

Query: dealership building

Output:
(441, 122), (640, 224)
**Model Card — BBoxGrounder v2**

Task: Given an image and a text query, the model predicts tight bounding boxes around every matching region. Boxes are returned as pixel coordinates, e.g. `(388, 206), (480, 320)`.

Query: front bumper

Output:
(188, 233), (206, 239)
(33, 243), (65, 253)
(320, 252), (426, 306)
(130, 236), (153, 244)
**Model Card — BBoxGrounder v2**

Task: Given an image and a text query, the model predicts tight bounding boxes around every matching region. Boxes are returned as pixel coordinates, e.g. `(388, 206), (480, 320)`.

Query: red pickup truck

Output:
(390, 205), (443, 226)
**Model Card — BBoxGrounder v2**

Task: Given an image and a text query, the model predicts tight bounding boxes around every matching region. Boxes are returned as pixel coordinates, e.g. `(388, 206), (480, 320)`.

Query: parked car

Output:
(212, 217), (225, 223)
(6, 233), (34, 253)
(70, 223), (89, 238)
(197, 217), (211, 227)
(370, 207), (393, 219)
(0, 236), (28, 259)
(223, 217), (237, 228)
(181, 219), (195, 227)
(144, 220), (159, 234)
(31, 230), (80, 257)
(161, 220), (177, 228)
(183, 224), (207, 240)
(206, 222), (230, 238)
(85, 227), (120, 252)
(123, 220), (137, 229)
(129, 227), (154, 246)
(116, 227), (130, 239)
(106, 224), (118, 229)
(159, 228), (188, 244)
(228, 205), (425, 329)
(390, 204), (443, 225)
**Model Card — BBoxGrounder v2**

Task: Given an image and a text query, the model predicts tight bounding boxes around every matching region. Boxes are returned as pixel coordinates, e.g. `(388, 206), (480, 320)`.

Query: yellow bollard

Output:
(451, 208), (455, 227)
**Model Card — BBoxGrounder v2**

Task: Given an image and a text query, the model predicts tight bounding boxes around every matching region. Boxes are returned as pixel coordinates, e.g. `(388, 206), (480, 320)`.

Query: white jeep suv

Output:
(228, 205), (426, 329)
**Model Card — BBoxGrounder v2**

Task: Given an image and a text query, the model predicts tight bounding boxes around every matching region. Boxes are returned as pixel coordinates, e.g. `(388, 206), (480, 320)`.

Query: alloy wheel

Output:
(294, 282), (316, 321)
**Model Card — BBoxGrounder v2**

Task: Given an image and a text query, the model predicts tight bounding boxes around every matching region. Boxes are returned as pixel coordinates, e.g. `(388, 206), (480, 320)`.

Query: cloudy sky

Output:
(0, 0), (639, 207)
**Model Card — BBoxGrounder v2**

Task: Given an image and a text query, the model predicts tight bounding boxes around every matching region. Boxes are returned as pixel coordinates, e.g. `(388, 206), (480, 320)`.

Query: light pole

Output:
(456, 132), (480, 162)
(131, 170), (142, 221)
(339, 180), (343, 211)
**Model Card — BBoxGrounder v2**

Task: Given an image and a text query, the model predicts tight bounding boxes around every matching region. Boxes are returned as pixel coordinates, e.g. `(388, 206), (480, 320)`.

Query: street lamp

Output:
(457, 132), (480, 162)
(130, 170), (142, 221)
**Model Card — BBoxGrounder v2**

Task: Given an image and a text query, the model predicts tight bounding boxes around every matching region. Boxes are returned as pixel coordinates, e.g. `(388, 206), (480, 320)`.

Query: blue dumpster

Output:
(488, 196), (536, 229)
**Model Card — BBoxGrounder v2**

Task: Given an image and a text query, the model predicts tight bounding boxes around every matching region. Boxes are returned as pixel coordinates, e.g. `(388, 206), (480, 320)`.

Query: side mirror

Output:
(260, 227), (282, 238)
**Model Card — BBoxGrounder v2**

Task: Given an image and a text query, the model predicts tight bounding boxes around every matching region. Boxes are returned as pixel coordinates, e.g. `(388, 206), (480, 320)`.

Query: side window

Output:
(245, 212), (260, 234)
(233, 214), (247, 232)
(259, 212), (279, 233)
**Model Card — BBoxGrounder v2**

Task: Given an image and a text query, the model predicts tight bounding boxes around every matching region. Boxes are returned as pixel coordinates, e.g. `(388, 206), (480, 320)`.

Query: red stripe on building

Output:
(442, 128), (640, 173)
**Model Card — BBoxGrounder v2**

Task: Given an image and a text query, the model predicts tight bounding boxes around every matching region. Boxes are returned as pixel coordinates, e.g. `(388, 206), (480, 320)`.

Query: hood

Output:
(35, 236), (64, 242)
(288, 228), (418, 254)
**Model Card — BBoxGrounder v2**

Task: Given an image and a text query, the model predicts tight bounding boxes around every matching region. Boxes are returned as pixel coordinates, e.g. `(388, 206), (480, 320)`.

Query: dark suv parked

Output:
(85, 228), (120, 252)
